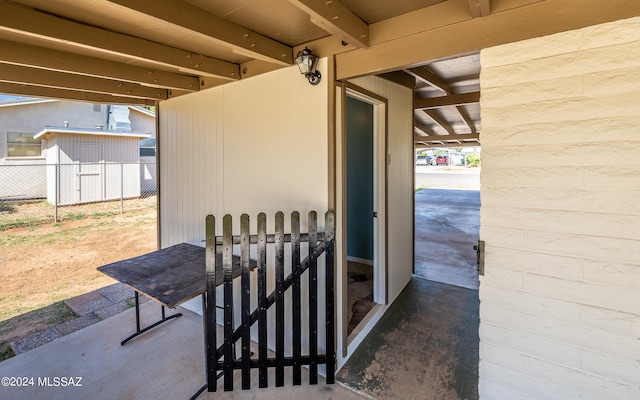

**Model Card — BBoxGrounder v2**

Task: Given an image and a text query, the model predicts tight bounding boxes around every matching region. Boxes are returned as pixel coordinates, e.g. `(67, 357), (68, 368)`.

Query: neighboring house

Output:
(0, 98), (156, 202)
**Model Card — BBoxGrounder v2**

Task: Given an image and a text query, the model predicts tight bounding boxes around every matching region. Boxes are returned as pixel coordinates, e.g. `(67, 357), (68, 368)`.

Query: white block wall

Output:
(479, 17), (640, 400)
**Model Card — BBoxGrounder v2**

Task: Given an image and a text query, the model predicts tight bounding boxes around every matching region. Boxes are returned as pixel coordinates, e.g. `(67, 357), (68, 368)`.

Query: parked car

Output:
(416, 155), (427, 165)
(435, 155), (449, 165)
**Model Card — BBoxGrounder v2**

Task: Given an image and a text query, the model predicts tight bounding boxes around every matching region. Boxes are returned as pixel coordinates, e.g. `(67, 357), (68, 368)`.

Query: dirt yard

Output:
(0, 206), (157, 359)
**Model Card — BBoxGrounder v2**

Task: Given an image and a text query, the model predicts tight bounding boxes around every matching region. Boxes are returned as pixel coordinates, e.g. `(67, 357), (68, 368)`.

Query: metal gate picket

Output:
(193, 210), (335, 396)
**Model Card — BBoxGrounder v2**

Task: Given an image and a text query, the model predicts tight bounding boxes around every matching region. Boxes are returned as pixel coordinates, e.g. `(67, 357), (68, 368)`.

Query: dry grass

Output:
(0, 200), (157, 362)
(0, 195), (156, 231)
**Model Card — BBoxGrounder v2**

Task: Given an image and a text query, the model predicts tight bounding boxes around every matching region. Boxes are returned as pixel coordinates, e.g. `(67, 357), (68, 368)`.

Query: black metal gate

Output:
(196, 210), (335, 394)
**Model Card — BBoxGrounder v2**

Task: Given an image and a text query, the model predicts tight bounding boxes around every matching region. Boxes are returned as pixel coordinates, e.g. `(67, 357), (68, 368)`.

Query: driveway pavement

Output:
(414, 188), (480, 290)
(415, 166), (480, 190)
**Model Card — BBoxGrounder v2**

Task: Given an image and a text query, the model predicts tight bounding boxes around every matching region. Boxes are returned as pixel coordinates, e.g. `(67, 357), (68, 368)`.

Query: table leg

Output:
(120, 291), (183, 345)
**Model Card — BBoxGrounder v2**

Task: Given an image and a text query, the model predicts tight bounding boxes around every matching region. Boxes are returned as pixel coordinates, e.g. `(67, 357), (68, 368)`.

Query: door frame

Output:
(336, 81), (388, 358)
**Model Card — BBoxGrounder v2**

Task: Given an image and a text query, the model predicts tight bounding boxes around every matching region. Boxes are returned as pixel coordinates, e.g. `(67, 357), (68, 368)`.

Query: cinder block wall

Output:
(479, 17), (640, 400)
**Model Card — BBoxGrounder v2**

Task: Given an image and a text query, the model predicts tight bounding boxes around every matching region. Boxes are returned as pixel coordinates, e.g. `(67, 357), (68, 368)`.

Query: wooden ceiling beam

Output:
(0, 64), (167, 101)
(416, 141), (480, 149)
(288, 0), (369, 48)
(423, 110), (455, 134)
(415, 92), (480, 109)
(378, 71), (416, 89)
(457, 105), (477, 132)
(414, 135), (432, 144)
(104, 0), (293, 66)
(414, 133), (480, 143)
(336, 0), (640, 80)
(405, 67), (452, 94)
(239, 60), (287, 80)
(0, 40), (200, 92)
(467, 0), (491, 18)
(414, 121), (434, 136)
(0, 0), (240, 80)
(0, 82), (157, 106)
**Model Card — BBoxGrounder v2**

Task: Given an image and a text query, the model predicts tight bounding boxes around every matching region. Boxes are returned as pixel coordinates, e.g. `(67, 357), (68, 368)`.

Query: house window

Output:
(7, 131), (42, 157)
(139, 138), (156, 157)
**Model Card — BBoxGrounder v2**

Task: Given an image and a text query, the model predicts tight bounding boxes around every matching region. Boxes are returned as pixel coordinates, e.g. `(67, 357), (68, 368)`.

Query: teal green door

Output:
(346, 95), (374, 261)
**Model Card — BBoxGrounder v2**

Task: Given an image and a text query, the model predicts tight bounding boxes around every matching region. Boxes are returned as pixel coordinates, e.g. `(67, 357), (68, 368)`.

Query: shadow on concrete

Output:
(337, 278), (479, 400)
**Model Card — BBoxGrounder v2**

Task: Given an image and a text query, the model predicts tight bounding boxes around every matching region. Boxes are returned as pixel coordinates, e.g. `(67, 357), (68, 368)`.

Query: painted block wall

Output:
(479, 17), (640, 400)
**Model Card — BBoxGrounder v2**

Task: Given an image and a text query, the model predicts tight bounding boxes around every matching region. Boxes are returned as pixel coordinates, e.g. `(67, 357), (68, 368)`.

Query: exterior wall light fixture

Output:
(295, 47), (321, 85)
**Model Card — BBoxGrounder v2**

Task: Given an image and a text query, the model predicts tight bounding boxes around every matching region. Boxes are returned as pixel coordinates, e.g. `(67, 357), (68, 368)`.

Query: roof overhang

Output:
(0, 0), (638, 141)
(34, 126), (151, 140)
(0, 98), (58, 108)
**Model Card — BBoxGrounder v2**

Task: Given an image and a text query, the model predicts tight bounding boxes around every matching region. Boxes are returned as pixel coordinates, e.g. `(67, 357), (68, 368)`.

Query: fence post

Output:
(205, 215), (218, 392)
(120, 163), (124, 214)
(54, 163), (59, 223)
(325, 210), (336, 383)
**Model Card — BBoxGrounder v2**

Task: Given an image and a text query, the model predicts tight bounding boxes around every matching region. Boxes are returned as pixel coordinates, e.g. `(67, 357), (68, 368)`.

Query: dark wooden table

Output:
(98, 242), (252, 345)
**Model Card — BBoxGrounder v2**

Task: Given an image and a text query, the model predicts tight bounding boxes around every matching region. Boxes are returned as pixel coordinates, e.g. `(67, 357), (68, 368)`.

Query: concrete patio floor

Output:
(337, 278), (479, 400)
(0, 301), (368, 400)
(0, 186), (481, 400)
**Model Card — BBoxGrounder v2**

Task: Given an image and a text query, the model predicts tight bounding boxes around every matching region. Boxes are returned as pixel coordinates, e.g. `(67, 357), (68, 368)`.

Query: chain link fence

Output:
(0, 162), (157, 230)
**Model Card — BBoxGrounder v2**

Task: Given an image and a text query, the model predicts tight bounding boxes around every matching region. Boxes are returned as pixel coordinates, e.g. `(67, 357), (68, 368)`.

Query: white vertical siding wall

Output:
(334, 76), (413, 368)
(348, 76), (414, 304)
(159, 88), (224, 246)
(159, 61), (328, 246)
(159, 62), (329, 353)
(479, 17), (640, 400)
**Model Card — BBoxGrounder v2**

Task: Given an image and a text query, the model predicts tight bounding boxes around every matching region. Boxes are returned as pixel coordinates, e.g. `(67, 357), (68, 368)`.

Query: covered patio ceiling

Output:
(0, 0), (638, 148)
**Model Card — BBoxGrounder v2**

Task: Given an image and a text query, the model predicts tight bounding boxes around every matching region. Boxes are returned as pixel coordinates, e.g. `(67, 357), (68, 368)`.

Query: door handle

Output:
(474, 240), (485, 276)
(373, 212), (377, 218)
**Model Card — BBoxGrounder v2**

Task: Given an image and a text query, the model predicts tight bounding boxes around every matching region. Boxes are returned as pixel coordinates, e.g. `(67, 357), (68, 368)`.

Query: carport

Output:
(1, 1), (639, 399)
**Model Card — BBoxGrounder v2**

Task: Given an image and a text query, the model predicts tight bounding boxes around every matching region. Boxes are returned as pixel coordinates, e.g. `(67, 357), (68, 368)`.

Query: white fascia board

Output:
(0, 99), (59, 108)
(34, 127), (151, 139)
